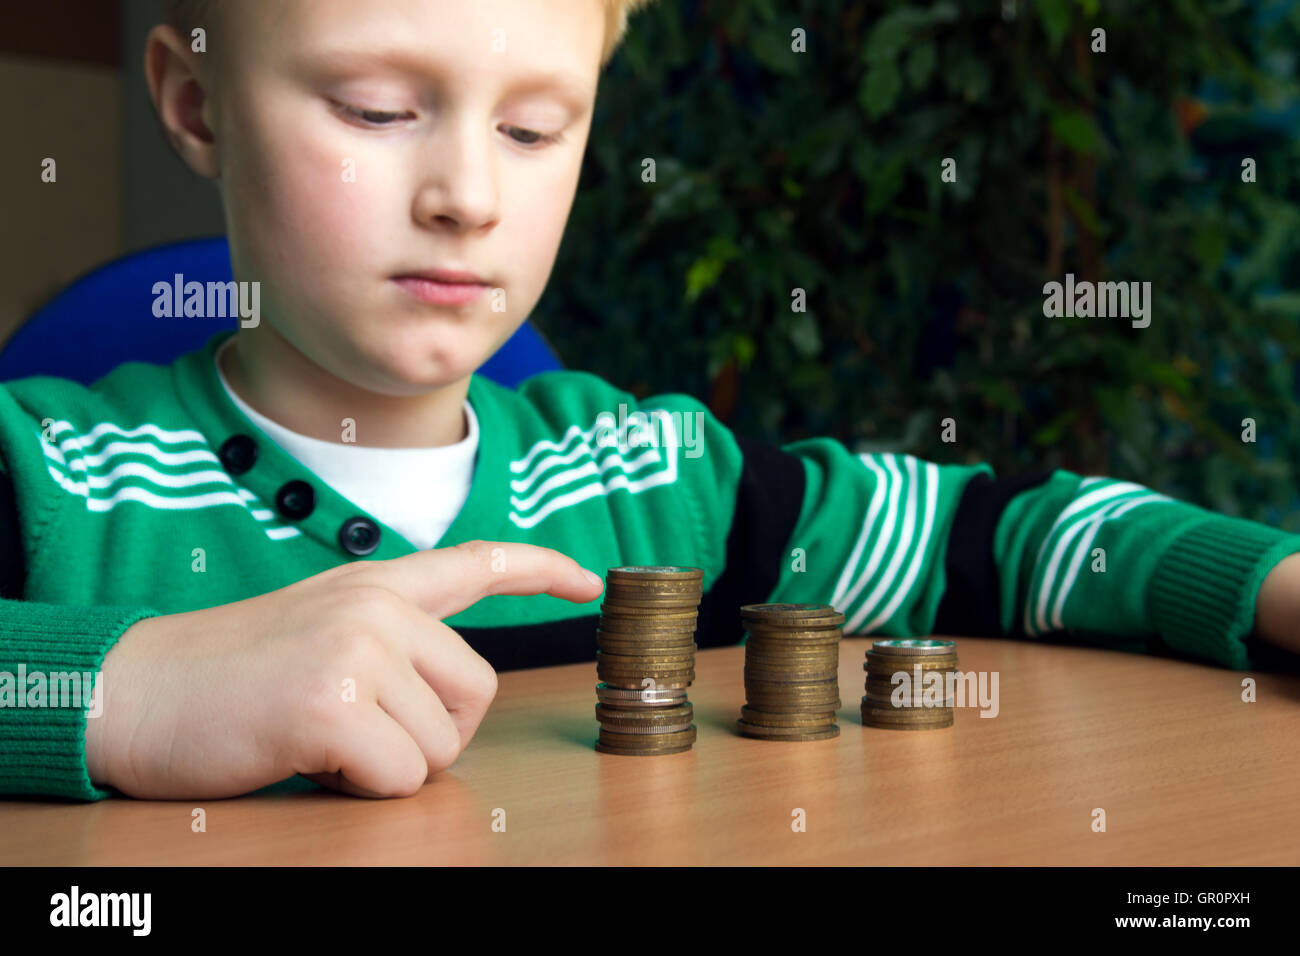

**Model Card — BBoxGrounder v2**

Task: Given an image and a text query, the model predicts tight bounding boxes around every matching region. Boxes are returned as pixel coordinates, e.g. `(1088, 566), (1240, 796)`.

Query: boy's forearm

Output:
(1253, 553), (1300, 657)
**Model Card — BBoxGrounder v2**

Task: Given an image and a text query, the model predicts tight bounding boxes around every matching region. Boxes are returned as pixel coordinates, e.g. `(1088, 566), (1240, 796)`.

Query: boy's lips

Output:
(392, 269), (490, 307)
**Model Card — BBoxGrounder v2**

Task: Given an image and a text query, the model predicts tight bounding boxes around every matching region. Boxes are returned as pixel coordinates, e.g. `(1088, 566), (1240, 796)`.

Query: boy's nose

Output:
(411, 124), (501, 231)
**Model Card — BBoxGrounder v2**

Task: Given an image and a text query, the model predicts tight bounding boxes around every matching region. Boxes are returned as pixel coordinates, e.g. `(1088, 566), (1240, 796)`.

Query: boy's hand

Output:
(83, 541), (604, 799)
(1253, 552), (1300, 657)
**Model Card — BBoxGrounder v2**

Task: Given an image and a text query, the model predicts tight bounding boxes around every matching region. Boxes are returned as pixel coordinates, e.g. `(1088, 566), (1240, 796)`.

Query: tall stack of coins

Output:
(861, 639), (958, 730)
(736, 603), (843, 741)
(594, 567), (702, 756)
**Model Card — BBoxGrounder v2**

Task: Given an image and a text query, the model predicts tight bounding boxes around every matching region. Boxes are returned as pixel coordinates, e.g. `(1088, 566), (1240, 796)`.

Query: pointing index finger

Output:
(378, 540), (604, 620)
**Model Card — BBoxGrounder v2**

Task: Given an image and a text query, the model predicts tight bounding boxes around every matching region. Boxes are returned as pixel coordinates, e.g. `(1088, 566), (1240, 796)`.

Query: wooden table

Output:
(2, 636), (1297, 865)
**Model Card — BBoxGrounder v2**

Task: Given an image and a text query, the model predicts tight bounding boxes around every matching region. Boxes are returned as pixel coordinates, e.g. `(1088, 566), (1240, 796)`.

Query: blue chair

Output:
(0, 236), (563, 387)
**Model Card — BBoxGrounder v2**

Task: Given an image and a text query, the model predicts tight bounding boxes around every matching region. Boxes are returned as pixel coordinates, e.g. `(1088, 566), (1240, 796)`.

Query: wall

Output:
(0, 0), (224, 348)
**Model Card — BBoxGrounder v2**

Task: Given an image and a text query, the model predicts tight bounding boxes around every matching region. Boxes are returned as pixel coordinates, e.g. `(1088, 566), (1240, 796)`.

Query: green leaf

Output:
(752, 29), (800, 75)
(1038, 0), (1072, 51)
(1050, 110), (1099, 154)
(863, 8), (928, 64)
(946, 55), (991, 102)
(787, 312), (822, 358)
(1032, 409), (1077, 446)
(926, 3), (961, 25)
(1192, 226), (1228, 271)
(732, 333), (757, 368)
(684, 236), (740, 303)
(1142, 360), (1192, 397)
(867, 155), (907, 214)
(905, 42), (937, 90)
(1251, 292), (1300, 316)
(978, 379), (1025, 412)
(859, 60), (902, 118)
(1062, 185), (1103, 235)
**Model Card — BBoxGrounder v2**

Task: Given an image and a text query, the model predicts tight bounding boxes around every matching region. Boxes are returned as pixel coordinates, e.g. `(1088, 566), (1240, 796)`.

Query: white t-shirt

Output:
(214, 337), (478, 550)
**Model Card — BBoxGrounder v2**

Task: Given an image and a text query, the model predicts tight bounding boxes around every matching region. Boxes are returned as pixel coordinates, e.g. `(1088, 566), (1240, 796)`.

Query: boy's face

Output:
(185, 0), (604, 394)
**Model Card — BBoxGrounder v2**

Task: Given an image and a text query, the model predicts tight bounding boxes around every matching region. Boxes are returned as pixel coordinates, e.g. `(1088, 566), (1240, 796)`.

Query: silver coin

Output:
(596, 719), (695, 735)
(595, 683), (688, 701)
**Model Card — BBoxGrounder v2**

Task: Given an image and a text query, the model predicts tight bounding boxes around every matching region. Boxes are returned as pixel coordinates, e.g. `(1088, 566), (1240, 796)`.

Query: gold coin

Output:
(745, 666), (840, 678)
(739, 698), (842, 713)
(748, 666), (840, 678)
(862, 712), (953, 730)
(598, 726), (697, 748)
(865, 651), (957, 663)
(739, 707), (836, 727)
(599, 671), (696, 684)
(744, 683), (839, 697)
(598, 659), (695, 673)
(863, 685), (953, 703)
(603, 597), (702, 610)
(595, 741), (695, 755)
(745, 652), (840, 666)
(597, 649), (696, 664)
(736, 720), (840, 741)
(599, 614), (699, 628)
(597, 700), (689, 711)
(865, 660), (956, 674)
(596, 721), (694, 735)
(861, 704), (954, 723)
(744, 677), (838, 692)
(601, 604), (699, 618)
(596, 702), (693, 722)
(744, 644), (840, 658)
(597, 641), (697, 656)
(606, 579), (702, 592)
(744, 696), (840, 710)
(744, 630), (843, 641)
(740, 602), (842, 620)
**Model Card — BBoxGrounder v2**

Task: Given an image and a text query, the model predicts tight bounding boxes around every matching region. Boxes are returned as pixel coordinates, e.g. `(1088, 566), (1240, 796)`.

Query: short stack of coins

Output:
(594, 566), (703, 756)
(737, 603), (843, 741)
(861, 639), (958, 730)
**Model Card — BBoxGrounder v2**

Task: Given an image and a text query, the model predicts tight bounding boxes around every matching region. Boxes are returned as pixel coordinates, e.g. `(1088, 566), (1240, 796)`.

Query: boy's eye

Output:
(504, 125), (562, 148)
(331, 101), (561, 147)
(335, 102), (407, 126)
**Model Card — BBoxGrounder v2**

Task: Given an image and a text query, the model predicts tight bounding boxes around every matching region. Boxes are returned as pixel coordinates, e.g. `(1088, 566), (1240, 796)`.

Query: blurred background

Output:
(2, 0), (1299, 527)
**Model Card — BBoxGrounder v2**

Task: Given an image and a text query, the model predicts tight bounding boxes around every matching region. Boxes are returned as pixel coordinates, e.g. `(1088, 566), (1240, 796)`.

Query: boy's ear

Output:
(143, 24), (219, 180)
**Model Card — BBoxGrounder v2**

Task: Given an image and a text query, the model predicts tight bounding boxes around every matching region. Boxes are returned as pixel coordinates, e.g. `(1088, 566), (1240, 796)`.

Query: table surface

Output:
(2, 635), (1297, 865)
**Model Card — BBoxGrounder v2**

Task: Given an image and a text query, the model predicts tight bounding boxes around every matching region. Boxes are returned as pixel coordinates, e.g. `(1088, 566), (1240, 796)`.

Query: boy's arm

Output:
(0, 465), (161, 800)
(0, 599), (160, 800)
(1252, 553), (1300, 656)
(681, 404), (1300, 670)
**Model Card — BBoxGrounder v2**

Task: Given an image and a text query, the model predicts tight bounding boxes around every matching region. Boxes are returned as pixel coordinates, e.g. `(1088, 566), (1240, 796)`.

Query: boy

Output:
(1, 0), (1298, 802)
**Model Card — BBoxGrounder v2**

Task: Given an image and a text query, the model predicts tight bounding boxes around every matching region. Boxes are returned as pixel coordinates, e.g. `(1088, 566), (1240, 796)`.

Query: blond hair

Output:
(163, 0), (655, 69)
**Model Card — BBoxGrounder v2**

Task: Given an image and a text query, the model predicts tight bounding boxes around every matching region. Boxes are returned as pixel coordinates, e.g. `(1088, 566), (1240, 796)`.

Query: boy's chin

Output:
(336, 325), (507, 392)
(359, 352), (482, 395)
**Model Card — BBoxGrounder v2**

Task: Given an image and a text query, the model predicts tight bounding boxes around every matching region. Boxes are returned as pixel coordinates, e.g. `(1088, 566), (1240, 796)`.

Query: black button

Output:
(218, 435), (257, 475)
(338, 517), (381, 556)
(275, 480), (315, 520)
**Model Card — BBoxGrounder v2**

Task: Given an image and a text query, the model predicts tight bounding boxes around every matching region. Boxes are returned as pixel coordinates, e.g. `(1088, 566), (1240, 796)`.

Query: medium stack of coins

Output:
(594, 567), (702, 756)
(736, 603), (843, 741)
(861, 639), (958, 730)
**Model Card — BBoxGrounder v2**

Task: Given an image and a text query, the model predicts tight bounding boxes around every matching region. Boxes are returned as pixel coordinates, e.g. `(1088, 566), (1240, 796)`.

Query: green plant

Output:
(532, 0), (1300, 527)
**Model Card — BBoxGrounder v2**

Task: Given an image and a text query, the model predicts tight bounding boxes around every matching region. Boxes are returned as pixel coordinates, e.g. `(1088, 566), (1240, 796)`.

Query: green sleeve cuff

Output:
(1148, 515), (1300, 670)
(0, 602), (160, 801)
